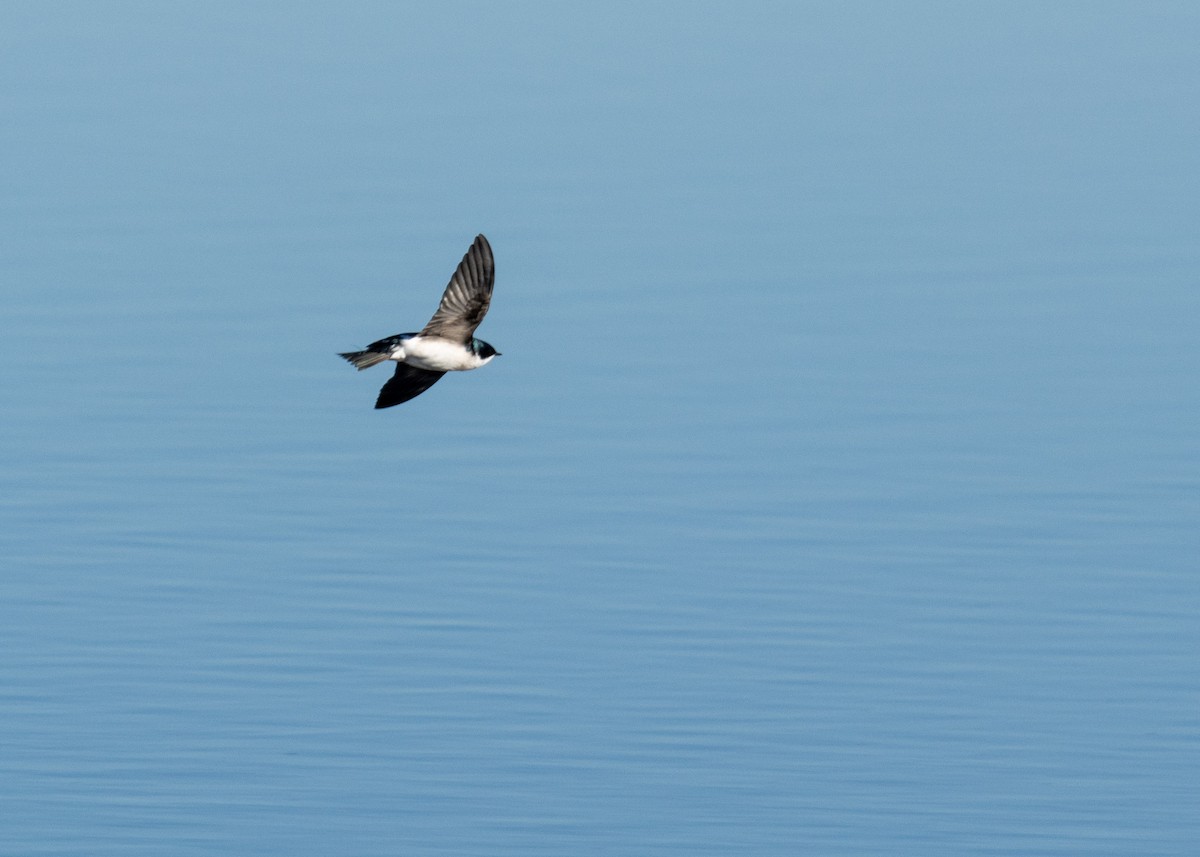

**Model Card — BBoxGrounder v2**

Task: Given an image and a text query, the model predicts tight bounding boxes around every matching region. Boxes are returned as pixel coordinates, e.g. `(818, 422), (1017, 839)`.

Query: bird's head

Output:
(471, 338), (501, 362)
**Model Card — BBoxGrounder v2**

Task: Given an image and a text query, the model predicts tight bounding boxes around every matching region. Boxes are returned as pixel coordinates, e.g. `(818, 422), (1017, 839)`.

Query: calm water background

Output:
(2, 3), (1198, 854)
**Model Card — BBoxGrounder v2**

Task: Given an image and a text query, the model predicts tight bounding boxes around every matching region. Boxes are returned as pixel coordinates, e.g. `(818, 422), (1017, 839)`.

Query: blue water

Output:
(3, 3), (1199, 854)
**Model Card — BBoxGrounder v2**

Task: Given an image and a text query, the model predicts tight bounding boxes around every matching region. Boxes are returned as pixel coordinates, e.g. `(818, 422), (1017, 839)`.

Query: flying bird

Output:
(339, 234), (500, 408)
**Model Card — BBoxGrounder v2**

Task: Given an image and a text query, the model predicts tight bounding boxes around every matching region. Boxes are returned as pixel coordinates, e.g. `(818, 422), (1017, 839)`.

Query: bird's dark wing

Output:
(419, 234), (494, 343)
(375, 364), (447, 409)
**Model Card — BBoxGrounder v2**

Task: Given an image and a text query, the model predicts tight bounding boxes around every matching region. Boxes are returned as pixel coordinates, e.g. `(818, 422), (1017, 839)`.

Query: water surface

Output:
(2, 3), (1198, 855)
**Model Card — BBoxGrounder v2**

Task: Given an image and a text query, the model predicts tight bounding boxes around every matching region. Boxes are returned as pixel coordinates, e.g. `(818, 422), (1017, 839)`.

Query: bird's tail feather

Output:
(339, 350), (389, 370)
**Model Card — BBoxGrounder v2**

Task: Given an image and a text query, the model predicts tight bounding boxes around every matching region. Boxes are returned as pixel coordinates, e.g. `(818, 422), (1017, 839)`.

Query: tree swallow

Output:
(339, 234), (500, 409)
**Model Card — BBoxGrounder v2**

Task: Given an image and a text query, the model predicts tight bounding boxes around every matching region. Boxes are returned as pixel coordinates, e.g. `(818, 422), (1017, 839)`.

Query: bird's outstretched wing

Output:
(419, 234), (494, 343)
(375, 364), (447, 409)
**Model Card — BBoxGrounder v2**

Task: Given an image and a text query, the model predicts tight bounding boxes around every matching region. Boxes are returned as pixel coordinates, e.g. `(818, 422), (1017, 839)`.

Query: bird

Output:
(339, 234), (500, 409)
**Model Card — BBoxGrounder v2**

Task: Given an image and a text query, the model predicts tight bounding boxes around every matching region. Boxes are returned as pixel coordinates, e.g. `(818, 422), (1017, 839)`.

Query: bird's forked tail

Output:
(339, 350), (389, 370)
